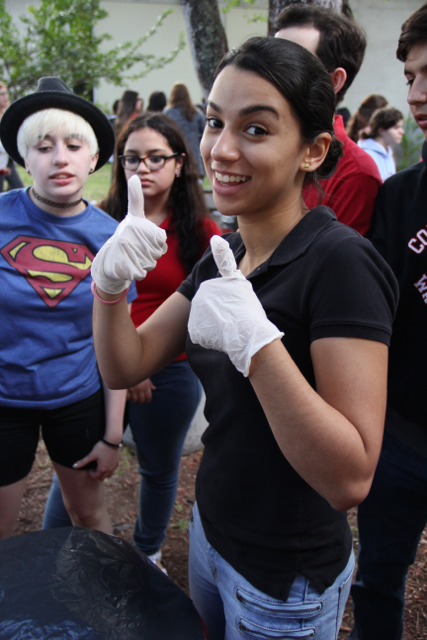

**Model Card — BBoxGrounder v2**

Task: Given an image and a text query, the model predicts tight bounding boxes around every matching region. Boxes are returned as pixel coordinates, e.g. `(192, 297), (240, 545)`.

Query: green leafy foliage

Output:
(397, 114), (425, 171)
(221, 0), (266, 23)
(0, 0), (185, 101)
(221, 0), (257, 12)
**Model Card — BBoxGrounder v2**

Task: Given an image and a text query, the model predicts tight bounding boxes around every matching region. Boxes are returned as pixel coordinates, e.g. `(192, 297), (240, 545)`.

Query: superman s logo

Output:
(1, 235), (94, 308)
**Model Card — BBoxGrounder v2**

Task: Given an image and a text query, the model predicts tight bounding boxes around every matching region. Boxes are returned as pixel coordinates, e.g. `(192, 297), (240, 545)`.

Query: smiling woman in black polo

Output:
(91, 37), (398, 640)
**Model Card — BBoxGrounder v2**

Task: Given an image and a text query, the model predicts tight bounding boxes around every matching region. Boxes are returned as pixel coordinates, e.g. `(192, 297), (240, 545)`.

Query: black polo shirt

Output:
(178, 206), (398, 601)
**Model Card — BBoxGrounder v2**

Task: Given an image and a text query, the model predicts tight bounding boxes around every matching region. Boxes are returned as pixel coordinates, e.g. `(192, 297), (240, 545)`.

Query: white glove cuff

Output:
(232, 322), (284, 377)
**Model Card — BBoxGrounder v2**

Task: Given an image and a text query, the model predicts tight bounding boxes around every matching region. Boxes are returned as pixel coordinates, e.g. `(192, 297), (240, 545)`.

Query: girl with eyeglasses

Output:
(91, 39), (398, 638)
(44, 113), (220, 566)
(99, 113), (219, 571)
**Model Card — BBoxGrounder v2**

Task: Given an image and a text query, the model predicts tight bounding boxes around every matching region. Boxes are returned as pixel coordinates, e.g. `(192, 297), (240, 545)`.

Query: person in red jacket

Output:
(275, 3), (382, 236)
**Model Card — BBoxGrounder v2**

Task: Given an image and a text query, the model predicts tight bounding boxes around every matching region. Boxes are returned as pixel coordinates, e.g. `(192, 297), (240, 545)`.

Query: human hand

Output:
(127, 378), (156, 403)
(91, 174), (168, 295)
(188, 235), (284, 377)
(72, 440), (121, 481)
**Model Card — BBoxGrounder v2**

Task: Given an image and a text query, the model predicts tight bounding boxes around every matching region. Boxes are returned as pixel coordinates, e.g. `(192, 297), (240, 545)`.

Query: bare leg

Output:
(53, 462), (112, 534)
(0, 477), (28, 538)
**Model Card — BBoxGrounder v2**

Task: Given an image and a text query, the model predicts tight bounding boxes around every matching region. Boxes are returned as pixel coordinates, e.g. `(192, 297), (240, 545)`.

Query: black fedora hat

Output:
(0, 77), (115, 171)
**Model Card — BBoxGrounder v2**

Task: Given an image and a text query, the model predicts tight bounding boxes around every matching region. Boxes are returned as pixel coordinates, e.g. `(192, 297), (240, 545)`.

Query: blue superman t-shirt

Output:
(0, 188), (136, 409)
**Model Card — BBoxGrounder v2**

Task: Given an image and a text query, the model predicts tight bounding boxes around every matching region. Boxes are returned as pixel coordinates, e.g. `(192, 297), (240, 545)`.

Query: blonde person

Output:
(0, 77), (136, 538)
(91, 39), (398, 639)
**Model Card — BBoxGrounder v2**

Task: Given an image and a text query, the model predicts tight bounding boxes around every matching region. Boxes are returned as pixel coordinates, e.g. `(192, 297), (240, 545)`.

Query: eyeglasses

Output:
(119, 153), (179, 171)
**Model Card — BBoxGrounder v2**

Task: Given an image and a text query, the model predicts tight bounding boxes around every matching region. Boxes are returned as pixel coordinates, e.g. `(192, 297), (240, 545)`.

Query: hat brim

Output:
(0, 91), (115, 171)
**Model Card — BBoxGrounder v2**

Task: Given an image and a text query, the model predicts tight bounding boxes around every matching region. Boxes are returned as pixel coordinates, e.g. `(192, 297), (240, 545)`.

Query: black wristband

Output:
(101, 437), (122, 449)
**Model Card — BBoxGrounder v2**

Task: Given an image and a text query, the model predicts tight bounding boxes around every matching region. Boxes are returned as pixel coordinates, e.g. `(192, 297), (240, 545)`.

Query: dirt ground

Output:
(12, 442), (427, 639)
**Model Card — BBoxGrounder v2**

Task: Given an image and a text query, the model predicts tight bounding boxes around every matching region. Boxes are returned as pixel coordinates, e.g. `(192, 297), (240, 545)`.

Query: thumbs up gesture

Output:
(188, 235), (284, 377)
(91, 175), (168, 295)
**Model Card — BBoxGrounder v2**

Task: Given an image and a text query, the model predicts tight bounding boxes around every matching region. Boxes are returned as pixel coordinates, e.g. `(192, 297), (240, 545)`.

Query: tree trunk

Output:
(268, 0), (347, 36)
(180, 0), (229, 98)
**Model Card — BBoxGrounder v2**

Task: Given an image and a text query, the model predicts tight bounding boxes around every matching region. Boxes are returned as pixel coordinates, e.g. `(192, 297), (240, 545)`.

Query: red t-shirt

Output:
(304, 115), (382, 236)
(130, 213), (220, 361)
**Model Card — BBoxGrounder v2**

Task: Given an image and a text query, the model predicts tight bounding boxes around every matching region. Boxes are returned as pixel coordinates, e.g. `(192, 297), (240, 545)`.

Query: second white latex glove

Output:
(188, 235), (284, 377)
(91, 175), (168, 294)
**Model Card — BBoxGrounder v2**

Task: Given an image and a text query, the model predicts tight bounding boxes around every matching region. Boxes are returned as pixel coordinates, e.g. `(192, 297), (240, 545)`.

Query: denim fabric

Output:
(188, 502), (354, 640)
(42, 472), (71, 529)
(350, 432), (427, 640)
(130, 361), (202, 556)
(42, 361), (202, 540)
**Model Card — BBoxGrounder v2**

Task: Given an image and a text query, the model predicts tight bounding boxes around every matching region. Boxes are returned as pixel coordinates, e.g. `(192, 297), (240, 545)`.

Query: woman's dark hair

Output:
(147, 91), (167, 113)
(99, 113), (209, 275)
(346, 94), (388, 142)
(169, 83), (197, 122)
(397, 2), (427, 62)
(115, 90), (142, 137)
(214, 37), (342, 191)
(362, 107), (404, 140)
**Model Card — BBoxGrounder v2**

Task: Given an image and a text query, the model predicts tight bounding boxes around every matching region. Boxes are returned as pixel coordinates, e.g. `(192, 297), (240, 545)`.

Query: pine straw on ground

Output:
(11, 442), (427, 639)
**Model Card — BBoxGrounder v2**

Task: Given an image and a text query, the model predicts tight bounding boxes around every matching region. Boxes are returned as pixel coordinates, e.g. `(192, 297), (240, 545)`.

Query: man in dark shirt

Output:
(275, 4), (382, 235)
(349, 3), (427, 639)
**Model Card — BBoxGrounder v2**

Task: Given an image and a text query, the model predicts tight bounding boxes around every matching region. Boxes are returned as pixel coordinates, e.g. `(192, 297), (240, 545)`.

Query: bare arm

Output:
(93, 291), (191, 390)
(249, 336), (388, 511)
(72, 383), (127, 480)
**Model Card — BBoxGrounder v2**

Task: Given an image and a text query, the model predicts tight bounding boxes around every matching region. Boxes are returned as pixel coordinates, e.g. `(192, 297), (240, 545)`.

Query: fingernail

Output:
(72, 463), (78, 468)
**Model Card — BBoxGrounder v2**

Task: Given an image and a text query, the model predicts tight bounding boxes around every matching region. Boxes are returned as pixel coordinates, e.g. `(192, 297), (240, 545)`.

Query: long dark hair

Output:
(115, 90), (141, 137)
(215, 37), (342, 190)
(99, 113), (209, 275)
(147, 91), (167, 113)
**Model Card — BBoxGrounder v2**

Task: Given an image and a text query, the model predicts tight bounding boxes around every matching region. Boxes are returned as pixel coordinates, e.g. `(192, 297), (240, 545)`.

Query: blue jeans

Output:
(42, 361), (202, 540)
(350, 432), (427, 640)
(188, 502), (354, 640)
(42, 472), (71, 528)
(130, 361), (201, 555)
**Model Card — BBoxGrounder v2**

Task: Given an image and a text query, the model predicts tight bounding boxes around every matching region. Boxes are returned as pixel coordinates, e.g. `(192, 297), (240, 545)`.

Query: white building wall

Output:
(348, 0), (423, 118)
(95, 1), (269, 111)
(4, 0), (425, 119)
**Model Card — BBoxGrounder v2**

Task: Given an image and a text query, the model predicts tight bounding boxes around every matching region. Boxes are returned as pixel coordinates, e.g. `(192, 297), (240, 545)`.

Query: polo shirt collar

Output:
(230, 206), (337, 277)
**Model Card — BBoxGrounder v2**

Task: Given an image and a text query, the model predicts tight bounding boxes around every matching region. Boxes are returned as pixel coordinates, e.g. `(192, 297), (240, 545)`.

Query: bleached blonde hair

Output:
(17, 108), (98, 159)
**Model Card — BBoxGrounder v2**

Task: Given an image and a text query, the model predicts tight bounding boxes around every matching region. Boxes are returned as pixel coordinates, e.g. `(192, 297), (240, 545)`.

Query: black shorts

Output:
(0, 389), (105, 486)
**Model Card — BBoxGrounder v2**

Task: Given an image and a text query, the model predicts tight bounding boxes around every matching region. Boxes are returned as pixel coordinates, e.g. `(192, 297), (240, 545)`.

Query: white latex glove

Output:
(91, 175), (168, 294)
(188, 235), (284, 377)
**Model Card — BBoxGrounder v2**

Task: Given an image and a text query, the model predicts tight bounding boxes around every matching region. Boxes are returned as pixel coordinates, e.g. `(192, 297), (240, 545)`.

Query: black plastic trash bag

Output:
(0, 526), (207, 639)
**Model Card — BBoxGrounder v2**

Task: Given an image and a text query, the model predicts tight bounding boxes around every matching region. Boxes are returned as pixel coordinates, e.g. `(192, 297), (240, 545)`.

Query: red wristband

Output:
(91, 281), (129, 306)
